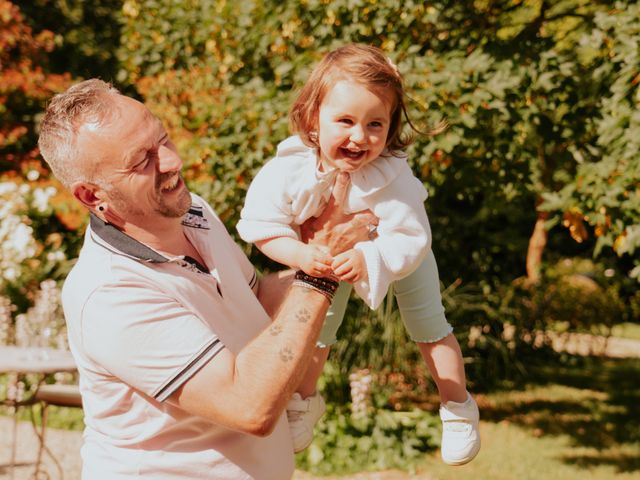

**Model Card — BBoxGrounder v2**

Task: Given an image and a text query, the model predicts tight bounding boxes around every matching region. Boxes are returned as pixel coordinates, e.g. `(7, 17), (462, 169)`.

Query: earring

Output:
(309, 131), (318, 143)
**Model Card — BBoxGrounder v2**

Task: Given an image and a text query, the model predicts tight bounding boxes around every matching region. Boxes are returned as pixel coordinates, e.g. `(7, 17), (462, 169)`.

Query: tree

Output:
(541, 3), (640, 279)
(0, 0), (70, 176)
(0, 1), (80, 317)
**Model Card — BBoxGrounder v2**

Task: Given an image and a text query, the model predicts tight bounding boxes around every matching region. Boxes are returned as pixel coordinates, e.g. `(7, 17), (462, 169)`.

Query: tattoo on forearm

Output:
(279, 346), (294, 363)
(295, 308), (311, 323)
(269, 324), (283, 336)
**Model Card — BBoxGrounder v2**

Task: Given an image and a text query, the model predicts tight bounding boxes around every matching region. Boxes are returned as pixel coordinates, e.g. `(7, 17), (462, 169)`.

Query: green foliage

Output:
(528, 258), (627, 332)
(541, 3), (640, 278)
(0, 0), (71, 173)
(296, 405), (439, 475)
(20, 0), (125, 85)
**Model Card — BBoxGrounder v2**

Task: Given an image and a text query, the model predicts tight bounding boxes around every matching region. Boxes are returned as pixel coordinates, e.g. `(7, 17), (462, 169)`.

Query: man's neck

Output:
(120, 216), (186, 256)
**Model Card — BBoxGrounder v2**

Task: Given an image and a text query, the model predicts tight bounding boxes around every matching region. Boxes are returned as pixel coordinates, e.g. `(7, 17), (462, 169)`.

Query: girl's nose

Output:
(157, 144), (183, 173)
(350, 125), (365, 143)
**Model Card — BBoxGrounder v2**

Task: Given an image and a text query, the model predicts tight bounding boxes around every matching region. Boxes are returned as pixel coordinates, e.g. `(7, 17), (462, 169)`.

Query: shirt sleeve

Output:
(236, 159), (300, 243)
(353, 171), (431, 309)
(230, 235), (259, 293)
(80, 282), (225, 402)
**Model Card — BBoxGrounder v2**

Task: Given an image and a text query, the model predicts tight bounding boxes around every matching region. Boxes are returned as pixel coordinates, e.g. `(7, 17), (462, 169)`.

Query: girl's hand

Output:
(298, 244), (333, 277)
(331, 249), (367, 283)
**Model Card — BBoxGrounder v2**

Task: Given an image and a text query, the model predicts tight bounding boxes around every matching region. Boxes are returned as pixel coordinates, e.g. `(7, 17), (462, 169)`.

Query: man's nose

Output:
(157, 145), (183, 173)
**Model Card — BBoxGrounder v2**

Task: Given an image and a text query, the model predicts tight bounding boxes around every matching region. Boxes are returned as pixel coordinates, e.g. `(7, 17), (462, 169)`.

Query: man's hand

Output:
(332, 248), (367, 283)
(301, 172), (378, 255)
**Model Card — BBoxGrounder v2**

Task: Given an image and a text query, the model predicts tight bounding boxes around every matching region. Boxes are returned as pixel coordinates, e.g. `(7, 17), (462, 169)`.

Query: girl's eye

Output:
(338, 118), (353, 125)
(370, 121), (382, 128)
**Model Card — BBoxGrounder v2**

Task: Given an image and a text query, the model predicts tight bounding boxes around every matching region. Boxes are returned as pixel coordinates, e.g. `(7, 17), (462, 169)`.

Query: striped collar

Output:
(89, 204), (210, 267)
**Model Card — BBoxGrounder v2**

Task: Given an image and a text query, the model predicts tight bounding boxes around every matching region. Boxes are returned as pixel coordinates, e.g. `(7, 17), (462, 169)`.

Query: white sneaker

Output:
(286, 391), (326, 453)
(439, 392), (481, 465)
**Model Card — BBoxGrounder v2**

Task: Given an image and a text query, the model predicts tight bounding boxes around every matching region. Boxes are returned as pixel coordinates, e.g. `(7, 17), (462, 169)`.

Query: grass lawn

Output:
(411, 356), (640, 480)
(416, 420), (639, 480)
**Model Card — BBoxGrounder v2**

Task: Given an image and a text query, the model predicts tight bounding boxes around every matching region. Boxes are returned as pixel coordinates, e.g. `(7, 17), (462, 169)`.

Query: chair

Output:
(33, 384), (83, 478)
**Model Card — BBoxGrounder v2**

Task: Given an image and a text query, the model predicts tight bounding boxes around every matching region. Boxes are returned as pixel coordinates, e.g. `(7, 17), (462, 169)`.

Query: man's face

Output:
(76, 95), (191, 227)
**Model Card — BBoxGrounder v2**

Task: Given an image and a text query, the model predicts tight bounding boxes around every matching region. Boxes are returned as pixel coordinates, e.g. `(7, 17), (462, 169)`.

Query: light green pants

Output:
(317, 249), (453, 347)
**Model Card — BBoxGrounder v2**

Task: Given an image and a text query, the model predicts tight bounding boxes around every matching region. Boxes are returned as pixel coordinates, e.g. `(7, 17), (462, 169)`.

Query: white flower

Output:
(0, 181), (38, 285)
(47, 250), (66, 262)
(15, 279), (66, 348)
(32, 186), (57, 212)
(349, 368), (373, 419)
(26, 170), (40, 181)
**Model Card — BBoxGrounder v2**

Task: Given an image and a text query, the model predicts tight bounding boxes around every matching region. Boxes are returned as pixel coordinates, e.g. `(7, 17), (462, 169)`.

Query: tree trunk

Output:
(526, 209), (549, 284)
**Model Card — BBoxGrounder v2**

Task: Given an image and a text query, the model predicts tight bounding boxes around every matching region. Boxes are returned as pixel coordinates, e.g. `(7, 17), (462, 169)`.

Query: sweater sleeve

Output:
(236, 158), (300, 243)
(352, 169), (431, 309)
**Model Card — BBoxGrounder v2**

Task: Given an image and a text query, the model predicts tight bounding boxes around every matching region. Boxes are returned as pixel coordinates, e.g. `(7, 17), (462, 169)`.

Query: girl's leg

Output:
(394, 250), (480, 465)
(394, 249), (467, 402)
(416, 333), (467, 403)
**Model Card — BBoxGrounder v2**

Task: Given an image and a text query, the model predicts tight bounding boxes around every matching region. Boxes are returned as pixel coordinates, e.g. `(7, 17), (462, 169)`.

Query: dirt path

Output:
(548, 332), (640, 358)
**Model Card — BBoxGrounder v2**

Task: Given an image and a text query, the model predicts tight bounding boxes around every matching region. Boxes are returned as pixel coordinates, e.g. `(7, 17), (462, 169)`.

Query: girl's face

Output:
(316, 80), (393, 172)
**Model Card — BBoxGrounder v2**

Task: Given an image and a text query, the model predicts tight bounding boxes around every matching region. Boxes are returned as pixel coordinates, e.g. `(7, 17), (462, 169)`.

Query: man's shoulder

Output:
(61, 231), (131, 300)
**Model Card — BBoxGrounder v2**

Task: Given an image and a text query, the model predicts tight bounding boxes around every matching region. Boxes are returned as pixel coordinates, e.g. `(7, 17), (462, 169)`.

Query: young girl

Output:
(237, 44), (480, 465)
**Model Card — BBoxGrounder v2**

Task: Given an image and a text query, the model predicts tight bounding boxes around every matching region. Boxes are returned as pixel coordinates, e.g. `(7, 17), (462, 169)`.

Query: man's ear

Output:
(71, 181), (102, 210)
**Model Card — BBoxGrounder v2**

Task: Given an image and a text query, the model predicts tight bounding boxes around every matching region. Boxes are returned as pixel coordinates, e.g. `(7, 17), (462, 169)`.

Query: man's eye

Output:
(134, 158), (148, 170)
(136, 152), (154, 170)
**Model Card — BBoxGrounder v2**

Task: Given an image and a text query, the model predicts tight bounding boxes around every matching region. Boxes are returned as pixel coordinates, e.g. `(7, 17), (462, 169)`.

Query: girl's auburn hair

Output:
(289, 43), (444, 154)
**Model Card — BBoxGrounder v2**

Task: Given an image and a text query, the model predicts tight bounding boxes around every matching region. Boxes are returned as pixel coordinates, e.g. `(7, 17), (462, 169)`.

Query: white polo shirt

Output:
(63, 193), (294, 479)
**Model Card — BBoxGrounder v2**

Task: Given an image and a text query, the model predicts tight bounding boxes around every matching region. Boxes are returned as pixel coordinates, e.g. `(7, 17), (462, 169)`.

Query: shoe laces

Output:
(443, 420), (472, 433)
(287, 409), (306, 422)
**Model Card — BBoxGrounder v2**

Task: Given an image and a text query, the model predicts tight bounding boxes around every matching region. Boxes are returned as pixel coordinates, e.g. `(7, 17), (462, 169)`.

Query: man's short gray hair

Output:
(38, 79), (121, 189)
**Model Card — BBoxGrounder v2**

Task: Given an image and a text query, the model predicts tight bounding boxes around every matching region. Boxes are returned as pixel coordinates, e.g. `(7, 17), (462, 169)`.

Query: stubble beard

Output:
(154, 173), (192, 218)
(156, 186), (192, 218)
(104, 174), (192, 220)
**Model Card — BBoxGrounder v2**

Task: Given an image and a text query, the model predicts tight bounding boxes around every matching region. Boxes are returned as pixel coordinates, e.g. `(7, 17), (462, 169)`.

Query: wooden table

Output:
(0, 346), (77, 480)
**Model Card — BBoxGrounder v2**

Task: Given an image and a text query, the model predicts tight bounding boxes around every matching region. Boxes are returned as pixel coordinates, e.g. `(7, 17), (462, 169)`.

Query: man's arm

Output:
(169, 281), (330, 436)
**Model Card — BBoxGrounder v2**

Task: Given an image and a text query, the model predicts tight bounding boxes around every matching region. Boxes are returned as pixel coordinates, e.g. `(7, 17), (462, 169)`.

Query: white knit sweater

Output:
(237, 136), (431, 309)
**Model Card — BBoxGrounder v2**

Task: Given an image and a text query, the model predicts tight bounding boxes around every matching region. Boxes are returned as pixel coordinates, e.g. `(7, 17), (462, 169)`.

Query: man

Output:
(38, 79), (373, 479)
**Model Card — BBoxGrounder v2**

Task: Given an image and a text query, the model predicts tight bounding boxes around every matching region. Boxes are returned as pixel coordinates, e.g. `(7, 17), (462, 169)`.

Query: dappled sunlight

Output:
(477, 357), (640, 474)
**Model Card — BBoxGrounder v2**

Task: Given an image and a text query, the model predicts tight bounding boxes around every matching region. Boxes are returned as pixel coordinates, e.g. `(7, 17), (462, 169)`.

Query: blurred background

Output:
(1, 1), (638, 478)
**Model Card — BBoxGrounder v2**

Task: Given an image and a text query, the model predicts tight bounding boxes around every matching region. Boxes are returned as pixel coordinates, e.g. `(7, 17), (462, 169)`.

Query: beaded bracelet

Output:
(293, 270), (339, 302)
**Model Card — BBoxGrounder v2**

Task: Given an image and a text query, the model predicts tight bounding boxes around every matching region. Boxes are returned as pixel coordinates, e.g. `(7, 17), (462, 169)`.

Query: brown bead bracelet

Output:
(293, 270), (339, 302)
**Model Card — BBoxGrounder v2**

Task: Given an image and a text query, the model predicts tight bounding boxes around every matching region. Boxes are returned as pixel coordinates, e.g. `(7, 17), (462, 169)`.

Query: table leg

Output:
(9, 381), (18, 480)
